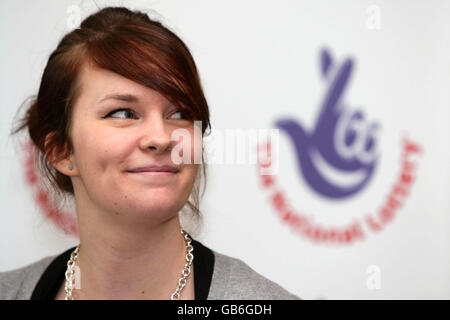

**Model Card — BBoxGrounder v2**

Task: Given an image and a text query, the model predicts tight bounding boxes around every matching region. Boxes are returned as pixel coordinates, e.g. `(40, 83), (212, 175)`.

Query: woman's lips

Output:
(127, 164), (180, 173)
(128, 171), (176, 176)
(126, 165), (180, 183)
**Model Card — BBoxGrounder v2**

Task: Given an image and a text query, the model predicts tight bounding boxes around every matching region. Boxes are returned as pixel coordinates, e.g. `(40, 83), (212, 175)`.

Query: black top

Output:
(30, 237), (215, 300)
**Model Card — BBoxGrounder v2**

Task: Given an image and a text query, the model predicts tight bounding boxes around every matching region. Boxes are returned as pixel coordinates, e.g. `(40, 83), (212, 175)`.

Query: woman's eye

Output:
(105, 108), (136, 119)
(169, 110), (186, 120)
(104, 108), (187, 120)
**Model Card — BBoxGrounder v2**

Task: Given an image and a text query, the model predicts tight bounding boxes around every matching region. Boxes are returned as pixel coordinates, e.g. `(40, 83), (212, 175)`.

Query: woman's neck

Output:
(66, 212), (192, 300)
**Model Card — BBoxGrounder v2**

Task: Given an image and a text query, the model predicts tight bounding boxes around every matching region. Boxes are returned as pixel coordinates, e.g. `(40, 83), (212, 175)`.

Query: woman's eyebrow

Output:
(98, 93), (139, 104)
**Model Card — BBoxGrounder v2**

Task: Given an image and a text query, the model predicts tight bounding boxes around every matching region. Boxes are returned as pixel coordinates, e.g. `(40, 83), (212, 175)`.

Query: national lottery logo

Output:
(257, 48), (423, 245)
(275, 48), (380, 199)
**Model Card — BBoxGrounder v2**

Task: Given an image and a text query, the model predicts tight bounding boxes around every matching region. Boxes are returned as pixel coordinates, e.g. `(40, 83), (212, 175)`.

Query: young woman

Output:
(1, 6), (300, 300)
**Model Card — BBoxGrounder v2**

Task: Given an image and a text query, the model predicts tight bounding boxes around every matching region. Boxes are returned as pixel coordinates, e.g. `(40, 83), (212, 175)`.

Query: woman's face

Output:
(65, 60), (201, 223)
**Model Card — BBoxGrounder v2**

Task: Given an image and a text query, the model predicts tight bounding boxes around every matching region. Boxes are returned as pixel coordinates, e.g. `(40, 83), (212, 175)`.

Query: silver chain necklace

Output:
(64, 229), (194, 300)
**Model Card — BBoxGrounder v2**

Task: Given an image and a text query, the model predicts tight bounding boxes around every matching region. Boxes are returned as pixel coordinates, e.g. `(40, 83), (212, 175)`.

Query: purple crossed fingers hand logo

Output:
(275, 48), (380, 199)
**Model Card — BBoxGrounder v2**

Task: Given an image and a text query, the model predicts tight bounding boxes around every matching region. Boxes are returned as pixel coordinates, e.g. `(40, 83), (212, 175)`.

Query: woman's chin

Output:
(118, 202), (183, 220)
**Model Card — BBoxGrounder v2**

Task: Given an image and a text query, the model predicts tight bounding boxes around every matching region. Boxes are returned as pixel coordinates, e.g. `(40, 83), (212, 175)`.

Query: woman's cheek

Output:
(191, 126), (203, 165)
(171, 128), (198, 165)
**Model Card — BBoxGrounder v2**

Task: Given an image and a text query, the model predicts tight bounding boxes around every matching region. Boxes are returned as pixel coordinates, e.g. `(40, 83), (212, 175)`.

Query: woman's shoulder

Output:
(0, 255), (56, 300)
(208, 249), (301, 300)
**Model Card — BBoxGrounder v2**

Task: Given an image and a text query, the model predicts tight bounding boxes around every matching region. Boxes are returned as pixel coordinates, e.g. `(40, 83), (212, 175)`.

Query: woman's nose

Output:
(138, 117), (175, 154)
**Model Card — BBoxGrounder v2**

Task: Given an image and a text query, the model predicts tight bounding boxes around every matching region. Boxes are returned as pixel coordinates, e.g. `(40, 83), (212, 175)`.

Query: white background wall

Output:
(1, 0), (449, 299)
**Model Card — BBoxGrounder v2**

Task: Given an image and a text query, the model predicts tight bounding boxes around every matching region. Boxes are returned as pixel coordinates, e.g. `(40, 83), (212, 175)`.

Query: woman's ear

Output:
(44, 132), (76, 176)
